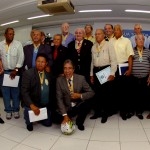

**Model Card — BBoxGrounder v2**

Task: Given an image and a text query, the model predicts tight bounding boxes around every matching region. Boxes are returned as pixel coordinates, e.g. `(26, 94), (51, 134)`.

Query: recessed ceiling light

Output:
(0, 20), (19, 26)
(27, 14), (52, 20)
(79, 9), (112, 13)
(125, 10), (150, 13)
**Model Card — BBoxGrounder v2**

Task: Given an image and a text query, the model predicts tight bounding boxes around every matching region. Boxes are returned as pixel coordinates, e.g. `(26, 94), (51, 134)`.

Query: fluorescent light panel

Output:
(125, 10), (150, 13)
(0, 20), (19, 26)
(27, 14), (52, 20)
(79, 9), (112, 13)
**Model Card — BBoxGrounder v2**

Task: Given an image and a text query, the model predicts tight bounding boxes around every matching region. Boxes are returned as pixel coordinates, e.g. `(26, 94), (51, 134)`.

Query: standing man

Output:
(21, 53), (52, 131)
(61, 22), (75, 48)
(131, 34), (150, 119)
(104, 24), (114, 41)
(0, 27), (24, 119)
(56, 59), (94, 131)
(23, 29), (52, 72)
(84, 24), (95, 44)
(67, 28), (93, 84)
(51, 34), (68, 77)
(111, 24), (134, 120)
(90, 29), (117, 123)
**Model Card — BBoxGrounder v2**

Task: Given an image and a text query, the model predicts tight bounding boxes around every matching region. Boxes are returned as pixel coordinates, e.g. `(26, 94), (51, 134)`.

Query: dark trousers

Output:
(131, 75), (149, 114)
(92, 66), (116, 117)
(114, 68), (133, 116)
(55, 99), (92, 125)
(24, 106), (52, 126)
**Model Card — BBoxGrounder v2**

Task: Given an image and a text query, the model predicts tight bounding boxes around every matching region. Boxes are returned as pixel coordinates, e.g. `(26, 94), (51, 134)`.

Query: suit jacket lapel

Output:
(73, 74), (78, 92)
(80, 39), (86, 55)
(62, 77), (70, 94)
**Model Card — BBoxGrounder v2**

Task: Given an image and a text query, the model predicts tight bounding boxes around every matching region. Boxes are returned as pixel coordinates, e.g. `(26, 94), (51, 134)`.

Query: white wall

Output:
(0, 25), (32, 45)
(1, 22), (149, 44)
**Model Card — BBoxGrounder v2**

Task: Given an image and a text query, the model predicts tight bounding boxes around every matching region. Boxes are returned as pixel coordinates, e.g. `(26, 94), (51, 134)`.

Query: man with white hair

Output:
(130, 24), (149, 49)
(61, 22), (75, 47)
(67, 28), (93, 84)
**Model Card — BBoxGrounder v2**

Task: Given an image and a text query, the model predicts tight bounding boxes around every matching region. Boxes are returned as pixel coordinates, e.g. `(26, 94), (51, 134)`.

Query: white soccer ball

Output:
(61, 121), (76, 135)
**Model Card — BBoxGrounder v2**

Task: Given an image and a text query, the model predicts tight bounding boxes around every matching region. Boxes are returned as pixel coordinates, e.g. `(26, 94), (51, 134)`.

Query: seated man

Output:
(56, 59), (94, 131)
(21, 53), (52, 131)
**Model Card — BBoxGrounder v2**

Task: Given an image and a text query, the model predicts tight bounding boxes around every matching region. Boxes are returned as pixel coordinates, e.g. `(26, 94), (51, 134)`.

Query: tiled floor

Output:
(0, 98), (150, 150)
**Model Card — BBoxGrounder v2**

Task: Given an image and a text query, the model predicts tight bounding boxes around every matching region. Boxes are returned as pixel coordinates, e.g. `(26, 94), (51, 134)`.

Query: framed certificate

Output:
(95, 66), (111, 84)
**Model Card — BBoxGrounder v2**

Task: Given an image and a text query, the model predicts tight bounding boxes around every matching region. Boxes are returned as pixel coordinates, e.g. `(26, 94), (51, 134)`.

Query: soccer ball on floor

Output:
(61, 121), (76, 135)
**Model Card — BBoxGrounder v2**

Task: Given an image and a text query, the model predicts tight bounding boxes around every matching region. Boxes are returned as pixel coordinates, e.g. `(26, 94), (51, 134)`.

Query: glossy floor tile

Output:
(0, 98), (150, 150)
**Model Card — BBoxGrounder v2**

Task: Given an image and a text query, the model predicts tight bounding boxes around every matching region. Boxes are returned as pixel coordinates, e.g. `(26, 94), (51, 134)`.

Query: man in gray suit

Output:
(56, 59), (94, 131)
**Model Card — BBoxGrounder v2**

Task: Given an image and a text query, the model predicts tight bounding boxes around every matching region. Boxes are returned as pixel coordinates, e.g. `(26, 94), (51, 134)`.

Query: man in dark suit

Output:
(67, 28), (93, 84)
(56, 59), (94, 131)
(21, 53), (52, 131)
(51, 34), (68, 77)
(23, 29), (52, 73)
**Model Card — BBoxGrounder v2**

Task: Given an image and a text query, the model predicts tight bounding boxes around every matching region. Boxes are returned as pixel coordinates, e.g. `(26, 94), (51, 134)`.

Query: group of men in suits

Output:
(21, 26), (95, 131)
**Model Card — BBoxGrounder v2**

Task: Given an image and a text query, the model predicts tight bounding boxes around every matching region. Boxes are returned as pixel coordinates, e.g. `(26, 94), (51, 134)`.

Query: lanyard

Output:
(5, 45), (9, 53)
(96, 40), (105, 52)
(138, 49), (143, 58)
(62, 33), (69, 41)
(96, 40), (105, 57)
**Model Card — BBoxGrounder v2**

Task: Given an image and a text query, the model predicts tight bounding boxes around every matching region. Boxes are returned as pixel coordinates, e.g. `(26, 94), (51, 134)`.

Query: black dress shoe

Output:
(0, 117), (4, 124)
(90, 114), (100, 119)
(101, 117), (107, 123)
(137, 114), (143, 120)
(77, 124), (85, 131)
(121, 115), (127, 120)
(27, 124), (33, 131)
(126, 113), (134, 119)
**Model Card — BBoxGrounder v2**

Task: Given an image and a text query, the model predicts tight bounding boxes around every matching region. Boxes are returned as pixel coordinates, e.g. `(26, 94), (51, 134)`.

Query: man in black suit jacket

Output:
(51, 34), (68, 77)
(23, 29), (52, 73)
(21, 53), (52, 131)
(56, 59), (95, 131)
(68, 28), (93, 84)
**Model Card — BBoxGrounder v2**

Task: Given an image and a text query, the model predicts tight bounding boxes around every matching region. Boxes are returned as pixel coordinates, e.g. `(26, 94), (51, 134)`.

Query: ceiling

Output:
(0, 0), (150, 33)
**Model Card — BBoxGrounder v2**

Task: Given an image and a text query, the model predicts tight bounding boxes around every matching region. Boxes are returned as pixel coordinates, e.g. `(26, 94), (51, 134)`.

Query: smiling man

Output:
(56, 59), (94, 131)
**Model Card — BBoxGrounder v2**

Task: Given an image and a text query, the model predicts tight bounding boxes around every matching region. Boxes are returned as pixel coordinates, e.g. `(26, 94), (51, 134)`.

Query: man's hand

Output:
(45, 66), (50, 72)
(62, 115), (71, 124)
(108, 75), (115, 81)
(30, 104), (40, 116)
(9, 70), (17, 79)
(90, 76), (94, 84)
(124, 69), (132, 76)
(70, 93), (81, 100)
(147, 77), (150, 86)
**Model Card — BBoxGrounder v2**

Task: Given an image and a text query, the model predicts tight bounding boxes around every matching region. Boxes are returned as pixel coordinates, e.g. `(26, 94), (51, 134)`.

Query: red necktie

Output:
(53, 49), (58, 60)
(77, 42), (81, 53)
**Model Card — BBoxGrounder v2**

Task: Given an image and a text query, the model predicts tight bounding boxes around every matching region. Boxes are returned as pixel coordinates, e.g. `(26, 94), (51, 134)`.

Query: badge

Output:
(62, 40), (65, 45)
(139, 57), (143, 62)
(45, 79), (49, 85)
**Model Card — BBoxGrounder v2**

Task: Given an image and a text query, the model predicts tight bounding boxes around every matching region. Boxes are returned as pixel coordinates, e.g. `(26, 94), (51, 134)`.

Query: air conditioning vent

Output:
(37, 0), (75, 15)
